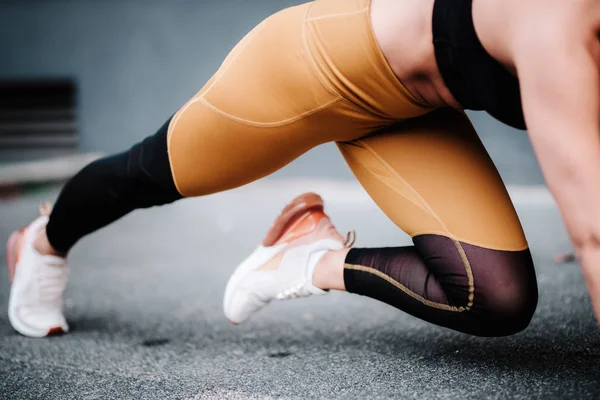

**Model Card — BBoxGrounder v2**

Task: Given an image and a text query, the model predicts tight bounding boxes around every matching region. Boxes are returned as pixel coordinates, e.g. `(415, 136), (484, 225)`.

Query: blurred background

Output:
(6, 2), (597, 400)
(0, 0), (543, 185)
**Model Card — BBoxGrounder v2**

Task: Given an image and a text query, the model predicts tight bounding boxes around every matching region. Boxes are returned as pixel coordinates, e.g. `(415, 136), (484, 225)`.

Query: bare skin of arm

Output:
(507, 1), (600, 322)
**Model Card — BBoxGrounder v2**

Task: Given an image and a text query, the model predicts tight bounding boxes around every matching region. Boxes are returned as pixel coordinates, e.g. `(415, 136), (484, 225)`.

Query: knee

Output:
(473, 252), (538, 337)
(479, 283), (538, 337)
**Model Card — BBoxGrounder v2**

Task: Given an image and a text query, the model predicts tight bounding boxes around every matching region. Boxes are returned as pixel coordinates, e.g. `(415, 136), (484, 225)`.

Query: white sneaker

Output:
(224, 192), (354, 324)
(6, 204), (69, 337)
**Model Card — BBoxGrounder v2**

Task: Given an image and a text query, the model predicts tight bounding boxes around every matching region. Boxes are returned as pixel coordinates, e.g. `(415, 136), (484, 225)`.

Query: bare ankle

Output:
(33, 228), (66, 258)
(312, 248), (350, 291)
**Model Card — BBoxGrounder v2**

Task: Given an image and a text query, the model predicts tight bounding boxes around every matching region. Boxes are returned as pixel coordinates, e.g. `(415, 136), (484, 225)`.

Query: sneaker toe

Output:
(225, 290), (268, 324)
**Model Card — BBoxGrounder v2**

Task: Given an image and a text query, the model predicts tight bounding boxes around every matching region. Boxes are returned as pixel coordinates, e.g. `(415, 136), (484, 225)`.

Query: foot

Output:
(223, 192), (354, 324)
(6, 204), (69, 337)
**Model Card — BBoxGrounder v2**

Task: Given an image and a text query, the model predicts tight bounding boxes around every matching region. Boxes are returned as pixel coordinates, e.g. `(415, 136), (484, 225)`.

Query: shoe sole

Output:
(8, 304), (66, 338)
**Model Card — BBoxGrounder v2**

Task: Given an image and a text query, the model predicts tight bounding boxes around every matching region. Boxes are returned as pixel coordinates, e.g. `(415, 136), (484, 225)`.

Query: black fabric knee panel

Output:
(462, 242), (538, 336)
(414, 235), (539, 336)
(345, 235), (538, 337)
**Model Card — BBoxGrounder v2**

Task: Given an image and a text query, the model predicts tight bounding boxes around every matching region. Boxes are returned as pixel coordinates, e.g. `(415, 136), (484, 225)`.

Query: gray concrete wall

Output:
(0, 0), (544, 185)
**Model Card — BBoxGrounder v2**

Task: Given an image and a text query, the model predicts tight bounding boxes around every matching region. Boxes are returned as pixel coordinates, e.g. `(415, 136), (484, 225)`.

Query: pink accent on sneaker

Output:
(7, 211), (70, 337)
(223, 192), (352, 324)
(6, 227), (26, 284)
(47, 326), (66, 336)
(262, 192), (344, 248)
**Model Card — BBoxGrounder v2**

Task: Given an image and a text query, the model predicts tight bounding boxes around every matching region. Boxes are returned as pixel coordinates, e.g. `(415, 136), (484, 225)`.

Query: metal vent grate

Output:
(0, 79), (77, 148)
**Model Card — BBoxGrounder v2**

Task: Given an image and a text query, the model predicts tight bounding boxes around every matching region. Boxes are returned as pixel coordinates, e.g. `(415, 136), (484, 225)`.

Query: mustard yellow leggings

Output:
(47, 0), (538, 336)
(168, 0), (526, 250)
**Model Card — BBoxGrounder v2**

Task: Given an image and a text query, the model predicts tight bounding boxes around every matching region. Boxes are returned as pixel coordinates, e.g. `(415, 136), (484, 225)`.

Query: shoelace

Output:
(35, 260), (68, 307)
(344, 230), (356, 248)
(276, 283), (312, 300)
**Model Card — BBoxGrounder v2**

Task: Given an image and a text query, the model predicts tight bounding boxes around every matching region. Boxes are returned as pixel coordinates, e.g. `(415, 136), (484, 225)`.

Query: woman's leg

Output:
(41, 117), (181, 255)
(38, 0), (431, 257)
(12, 0), (447, 337)
(10, 0), (416, 337)
(39, 1), (385, 255)
(325, 108), (538, 337)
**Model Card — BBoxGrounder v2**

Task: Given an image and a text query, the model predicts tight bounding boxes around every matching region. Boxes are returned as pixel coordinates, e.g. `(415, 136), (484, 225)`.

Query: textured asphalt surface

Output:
(1, 179), (599, 399)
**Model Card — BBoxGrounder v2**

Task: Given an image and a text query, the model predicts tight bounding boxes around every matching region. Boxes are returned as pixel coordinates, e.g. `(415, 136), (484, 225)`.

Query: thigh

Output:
(166, 3), (368, 197)
(166, 0), (434, 198)
(337, 108), (528, 252)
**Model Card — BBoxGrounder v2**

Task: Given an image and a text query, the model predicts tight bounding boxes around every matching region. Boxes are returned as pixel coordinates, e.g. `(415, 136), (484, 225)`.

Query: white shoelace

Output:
(276, 283), (312, 300)
(344, 230), (356, 248)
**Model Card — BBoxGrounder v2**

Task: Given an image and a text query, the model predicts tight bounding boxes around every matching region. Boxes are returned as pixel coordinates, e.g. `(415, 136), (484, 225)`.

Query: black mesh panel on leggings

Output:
(344, 234), (538, 337)
(45, 117), (183, 253)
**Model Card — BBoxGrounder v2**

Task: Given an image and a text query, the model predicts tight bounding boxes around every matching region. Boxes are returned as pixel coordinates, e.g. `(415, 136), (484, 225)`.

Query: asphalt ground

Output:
(0, 178), (599, 399)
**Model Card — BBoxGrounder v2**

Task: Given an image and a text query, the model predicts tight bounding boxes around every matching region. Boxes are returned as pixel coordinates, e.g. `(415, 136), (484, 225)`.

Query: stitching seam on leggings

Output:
(165, 128), (182, 195)
(410, 230), (530, 252)
(167, 99), (199, 195)
(344, 263), (465, 312)
(301, 3), (391, 123)
(305, 7), (369, 22)
(167, 16), (272, 195)
(202, 19), (269, 98)
(364, 164), (432, 214)
(302, 7), (397, 122)
(301, 3), (346, 102)
(358, 139), (475, 309)
(193, 96), (341, 127)
(354, 139), (475, 311)
(191, 7), (342, 127)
